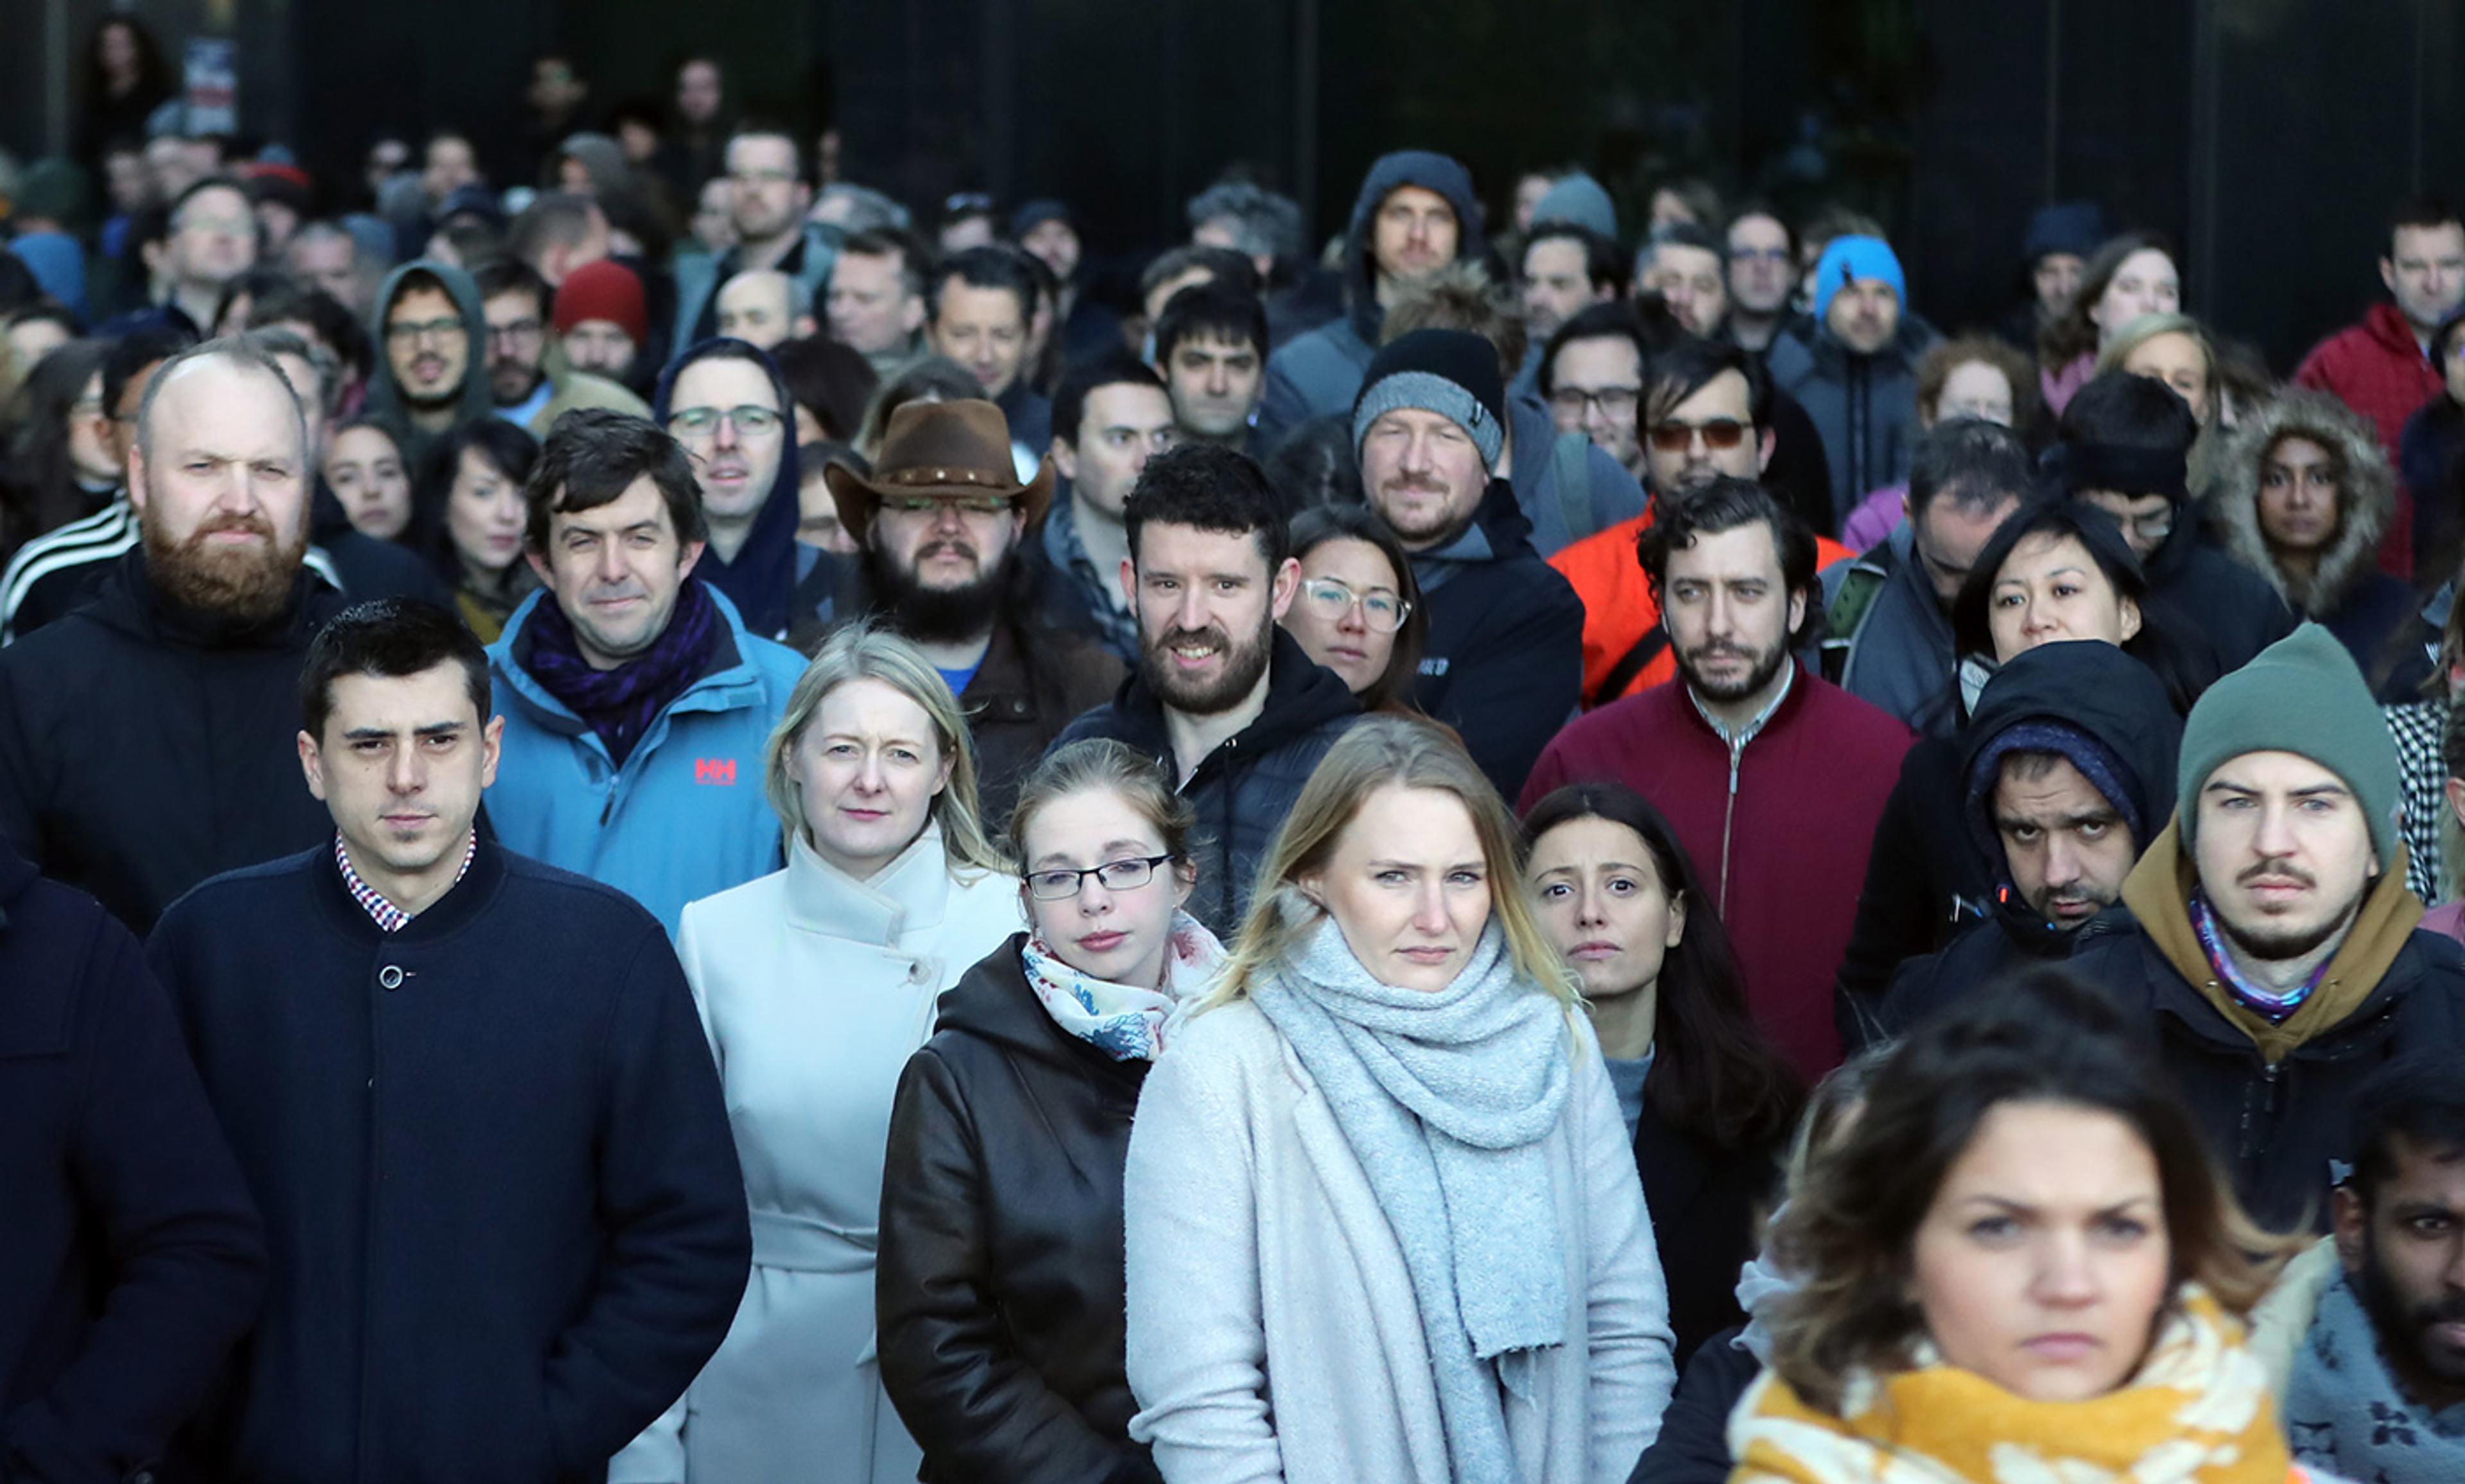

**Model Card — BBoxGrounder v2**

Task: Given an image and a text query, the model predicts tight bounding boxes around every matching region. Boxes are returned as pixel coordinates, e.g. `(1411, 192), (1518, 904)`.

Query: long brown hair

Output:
(2039, 232), (2179, 369)
(1520, 781), (1803, 1148)
(1761, 967), (2298, 1415)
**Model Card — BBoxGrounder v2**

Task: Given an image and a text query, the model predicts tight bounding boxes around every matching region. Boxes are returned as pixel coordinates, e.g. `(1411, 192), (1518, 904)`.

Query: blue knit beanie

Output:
(1812, 235), (1907, 324)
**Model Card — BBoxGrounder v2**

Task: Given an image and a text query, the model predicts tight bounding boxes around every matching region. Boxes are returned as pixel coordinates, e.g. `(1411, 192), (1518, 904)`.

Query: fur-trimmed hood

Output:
(2211, 386), (2394, 617)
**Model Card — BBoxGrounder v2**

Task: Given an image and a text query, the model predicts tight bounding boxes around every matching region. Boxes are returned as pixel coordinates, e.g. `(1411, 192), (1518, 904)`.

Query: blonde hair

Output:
(1200, 714), (1580, 1011)
(762, 622), (1007, 876)
(2098, 311), (2223, 494)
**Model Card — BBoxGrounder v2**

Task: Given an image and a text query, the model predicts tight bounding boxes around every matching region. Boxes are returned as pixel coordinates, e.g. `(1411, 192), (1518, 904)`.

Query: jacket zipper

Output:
(1718, 733), (1744, 917)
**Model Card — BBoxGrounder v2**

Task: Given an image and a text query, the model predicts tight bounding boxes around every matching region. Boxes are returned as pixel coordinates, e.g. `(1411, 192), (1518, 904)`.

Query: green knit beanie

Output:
(2176, 623), (2401, 865)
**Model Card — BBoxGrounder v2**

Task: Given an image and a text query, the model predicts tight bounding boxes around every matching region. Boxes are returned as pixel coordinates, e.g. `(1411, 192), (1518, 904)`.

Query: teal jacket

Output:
(484, 584), (808, 935)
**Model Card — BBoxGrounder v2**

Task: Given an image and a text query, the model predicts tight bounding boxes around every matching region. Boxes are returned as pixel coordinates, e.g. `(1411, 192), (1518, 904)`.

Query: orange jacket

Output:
(1550, 510), (1853, 709)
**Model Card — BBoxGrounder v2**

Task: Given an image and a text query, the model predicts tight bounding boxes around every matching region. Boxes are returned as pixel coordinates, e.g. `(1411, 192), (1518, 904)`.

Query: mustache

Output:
(2237, 861), (2317, 890)
(1156, 625), (1230, 651)
(1379, 474), (1451, 496)
(187, 510), (277, 544)
(2416, 1295), (2465, 1328)
(913, 539), (978, 564)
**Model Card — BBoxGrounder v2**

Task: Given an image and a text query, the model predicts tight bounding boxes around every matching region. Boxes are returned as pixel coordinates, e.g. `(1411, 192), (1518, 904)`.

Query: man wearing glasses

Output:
(653, 338), (804, 639)
(671, 124), (840, 351)
(366, 259), (495, 465)
(1722, 205), (1798, 356)
(474, 257), (648, 436)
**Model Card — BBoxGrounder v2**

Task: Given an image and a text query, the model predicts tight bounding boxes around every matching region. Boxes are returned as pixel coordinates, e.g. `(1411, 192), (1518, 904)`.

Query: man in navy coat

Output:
(147, 598), (751, 1483)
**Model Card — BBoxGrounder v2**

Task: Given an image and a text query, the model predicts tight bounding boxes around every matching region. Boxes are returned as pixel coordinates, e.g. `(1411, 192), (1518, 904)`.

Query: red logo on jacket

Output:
(695, 758), (738, 786)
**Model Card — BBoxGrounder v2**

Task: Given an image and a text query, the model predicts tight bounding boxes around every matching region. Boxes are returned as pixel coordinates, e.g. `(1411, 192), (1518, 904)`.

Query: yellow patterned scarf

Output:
(1727, 1287), (2308, 1484)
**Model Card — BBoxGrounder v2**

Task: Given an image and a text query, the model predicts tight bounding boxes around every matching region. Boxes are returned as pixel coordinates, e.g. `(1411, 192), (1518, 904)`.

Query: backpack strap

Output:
(1589, 626), (1671, 710)
(1819, 549), (1895, 685)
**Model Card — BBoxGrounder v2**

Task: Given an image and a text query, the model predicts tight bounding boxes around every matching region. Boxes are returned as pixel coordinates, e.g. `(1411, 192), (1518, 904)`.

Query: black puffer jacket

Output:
(1052, 628), (1360, 935)
(0, 548), (345, 933)
(1407, 478), (1586, 801)
(877, 935), (1165, 1484)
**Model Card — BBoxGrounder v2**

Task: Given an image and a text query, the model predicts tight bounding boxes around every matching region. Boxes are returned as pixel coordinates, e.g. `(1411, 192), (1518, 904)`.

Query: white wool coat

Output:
(610, 826), (1022, 1484)
(1123, 996), (1677, 1484)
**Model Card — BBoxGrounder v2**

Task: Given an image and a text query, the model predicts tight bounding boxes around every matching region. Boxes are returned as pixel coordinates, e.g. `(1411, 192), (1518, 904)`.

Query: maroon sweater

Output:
(1519, 664), (1912, 1080)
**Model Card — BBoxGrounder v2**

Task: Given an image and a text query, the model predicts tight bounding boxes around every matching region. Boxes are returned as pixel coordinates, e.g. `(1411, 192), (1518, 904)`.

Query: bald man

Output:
(0, 340), (345, 930)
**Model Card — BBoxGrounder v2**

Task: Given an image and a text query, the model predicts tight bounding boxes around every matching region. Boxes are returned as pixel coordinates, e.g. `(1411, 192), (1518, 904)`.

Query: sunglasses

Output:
(1646, 418), (1749, 454)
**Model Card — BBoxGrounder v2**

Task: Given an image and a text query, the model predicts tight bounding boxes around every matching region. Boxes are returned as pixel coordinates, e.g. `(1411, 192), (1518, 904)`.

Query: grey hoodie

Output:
(361, 259), (496, 467)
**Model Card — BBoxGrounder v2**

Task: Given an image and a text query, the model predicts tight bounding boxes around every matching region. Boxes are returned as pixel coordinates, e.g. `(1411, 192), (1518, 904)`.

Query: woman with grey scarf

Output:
(1122, 716), (1677, 1484)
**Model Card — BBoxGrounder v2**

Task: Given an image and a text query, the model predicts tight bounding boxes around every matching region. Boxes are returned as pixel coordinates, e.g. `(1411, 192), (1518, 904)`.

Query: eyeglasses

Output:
(1548, 385), (1641, 420)
(1646, 417), (1749, 453)
(668, 404), (784, 439)
(488, 318), (545, 344)
(386, 317), (465, 345)
(2123, 508), (2175, 542)
(1300, 577), (1411, 632)
(1727, 246), (1792, 265)
(1025, 853), (1176, 900)
(881, 493), (1012, 515)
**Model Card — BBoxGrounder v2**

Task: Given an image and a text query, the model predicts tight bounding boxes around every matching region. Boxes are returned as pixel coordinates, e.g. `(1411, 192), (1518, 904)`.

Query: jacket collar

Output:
(782, 822), (965, 945)
(2119, 816), (2423, 1062)
(311, 825), (510, 945)
(492, 583), (767, 733)
(1683, 659), (1803, 750)
(1103, 626), (1360, 766)
(94, 544), (332, 651)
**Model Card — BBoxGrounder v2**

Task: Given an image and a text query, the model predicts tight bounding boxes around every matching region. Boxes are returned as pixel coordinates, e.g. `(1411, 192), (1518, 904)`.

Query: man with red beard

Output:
(812, 397), (1121, 825)
(0, 340), (345, 931)
(1050, 443), (1360, 934)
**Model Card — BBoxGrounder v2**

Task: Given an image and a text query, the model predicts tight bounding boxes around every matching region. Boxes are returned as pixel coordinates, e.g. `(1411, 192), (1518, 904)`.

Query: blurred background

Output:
(1, 0), (2458, 366)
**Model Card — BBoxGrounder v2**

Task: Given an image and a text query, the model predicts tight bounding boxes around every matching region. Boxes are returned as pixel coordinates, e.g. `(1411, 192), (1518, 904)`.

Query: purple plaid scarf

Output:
(523, 577), (720, 766)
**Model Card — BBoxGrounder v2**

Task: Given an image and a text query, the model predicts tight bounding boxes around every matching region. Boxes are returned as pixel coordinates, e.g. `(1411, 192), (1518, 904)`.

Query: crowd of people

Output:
(11, 18), (2465, 1484)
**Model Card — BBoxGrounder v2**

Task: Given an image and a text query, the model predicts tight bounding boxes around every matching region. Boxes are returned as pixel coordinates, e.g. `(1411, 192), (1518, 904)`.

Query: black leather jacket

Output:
(876, 935), (1166, 1484)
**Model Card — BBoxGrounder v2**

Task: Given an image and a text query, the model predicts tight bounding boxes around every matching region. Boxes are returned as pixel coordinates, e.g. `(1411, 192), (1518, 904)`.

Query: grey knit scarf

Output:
(1249, 915), (1572, 1483)
(2286, 1272), (2465, 1484)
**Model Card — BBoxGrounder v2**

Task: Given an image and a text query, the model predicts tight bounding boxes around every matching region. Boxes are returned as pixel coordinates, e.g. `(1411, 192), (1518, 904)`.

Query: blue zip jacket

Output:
(484, 582), (808, 935)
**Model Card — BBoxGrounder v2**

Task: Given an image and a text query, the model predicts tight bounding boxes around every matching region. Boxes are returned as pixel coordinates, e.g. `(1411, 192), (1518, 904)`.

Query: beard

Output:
(1675, 632), (1790, 705)
(1374, 472), (1478, 549)
(2215, 863), (2367, 963)
(2355, 1233), (2465, 1389)
(141, 503), (308, 624)
(867, 534), (1008, 646)
(1139, 612), (1275, 716)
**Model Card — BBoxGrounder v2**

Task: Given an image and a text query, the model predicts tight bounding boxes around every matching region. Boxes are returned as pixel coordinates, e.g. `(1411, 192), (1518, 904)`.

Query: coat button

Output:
(378, 965), (406, 990)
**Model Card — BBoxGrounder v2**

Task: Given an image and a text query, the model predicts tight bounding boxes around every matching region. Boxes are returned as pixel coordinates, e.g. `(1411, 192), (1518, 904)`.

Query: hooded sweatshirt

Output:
(652, 338), (805, 641)
(1767, 313), (1940, 528)
(1871, 642), (2183, 1040)
(361, 260), (496, 469)
(1256, 151), (1484, 449)
(2212, 389), (2418, 691)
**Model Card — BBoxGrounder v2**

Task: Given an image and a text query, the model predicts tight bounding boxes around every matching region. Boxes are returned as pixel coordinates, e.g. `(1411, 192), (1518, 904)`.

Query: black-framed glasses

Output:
(1548, 385), (1641, 420)
(1025, 853), (1176, 900)
(668, 404), (784, 439)
(1299, 577), (1410, 633)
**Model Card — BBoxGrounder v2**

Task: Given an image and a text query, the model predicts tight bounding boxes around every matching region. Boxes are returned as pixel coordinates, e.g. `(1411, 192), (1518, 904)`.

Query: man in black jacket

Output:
(1874, 641), (2183, 1039)
(146, 599), (750, 1483)
(0, 841), (265, 1484)
(2056, 370), (2296, 673)
(1053, 444), (1358, 934)
(2070, 623), (2465, 1231)
(0, 338), (346, 932)
(1354, 328), (1584, 798)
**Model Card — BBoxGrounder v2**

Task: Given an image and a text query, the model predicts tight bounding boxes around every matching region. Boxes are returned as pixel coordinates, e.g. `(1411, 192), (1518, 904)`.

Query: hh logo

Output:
(695, 758), (738, 786)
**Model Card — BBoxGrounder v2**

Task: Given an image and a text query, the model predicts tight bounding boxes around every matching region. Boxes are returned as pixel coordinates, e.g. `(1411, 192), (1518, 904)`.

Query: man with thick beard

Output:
(0, 340), (346, 931)
(2068, 623), (2465, 1231)
(1519, 478), (1913, 1080)
(815, 398), (1121, 823)
(1051, 443), (1360, 934)
(2288, 1056), (2465, 1480)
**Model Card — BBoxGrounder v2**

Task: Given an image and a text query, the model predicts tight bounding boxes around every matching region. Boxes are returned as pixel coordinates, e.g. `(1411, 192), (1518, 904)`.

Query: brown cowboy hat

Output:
(822, 398), (1054, 546)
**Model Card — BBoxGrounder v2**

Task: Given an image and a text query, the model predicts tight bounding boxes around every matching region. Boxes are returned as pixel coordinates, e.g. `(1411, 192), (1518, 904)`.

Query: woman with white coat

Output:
(1123, 714), (1678, 1484)
(612, 624), (1021, 1484)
